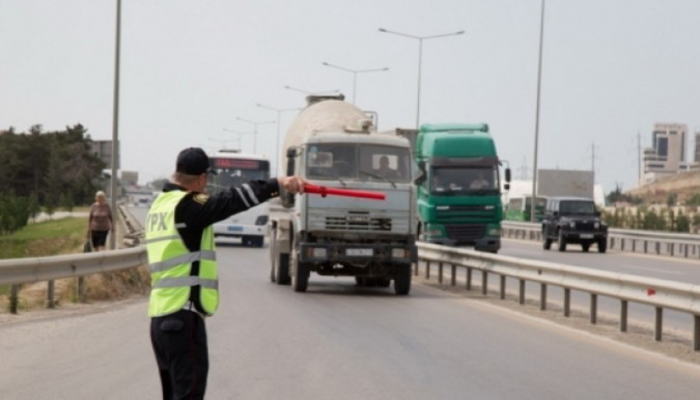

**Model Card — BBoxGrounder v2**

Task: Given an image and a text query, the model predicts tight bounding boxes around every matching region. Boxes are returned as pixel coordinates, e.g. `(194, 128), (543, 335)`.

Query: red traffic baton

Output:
(304, 183), (386, 200)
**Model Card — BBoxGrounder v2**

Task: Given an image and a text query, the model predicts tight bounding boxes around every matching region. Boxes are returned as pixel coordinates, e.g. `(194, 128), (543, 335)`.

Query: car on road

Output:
(541, 197), (607, 253)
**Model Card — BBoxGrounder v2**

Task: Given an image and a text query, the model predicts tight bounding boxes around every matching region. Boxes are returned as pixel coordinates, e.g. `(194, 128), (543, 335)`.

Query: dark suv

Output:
(541, 197), (607, 253)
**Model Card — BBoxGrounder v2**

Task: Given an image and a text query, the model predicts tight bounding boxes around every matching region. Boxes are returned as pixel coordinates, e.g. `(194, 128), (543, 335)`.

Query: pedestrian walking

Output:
(87, 190), (113, 251)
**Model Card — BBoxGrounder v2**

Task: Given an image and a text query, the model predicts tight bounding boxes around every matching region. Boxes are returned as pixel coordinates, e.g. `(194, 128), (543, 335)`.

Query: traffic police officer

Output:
(145, 147), (305, 399)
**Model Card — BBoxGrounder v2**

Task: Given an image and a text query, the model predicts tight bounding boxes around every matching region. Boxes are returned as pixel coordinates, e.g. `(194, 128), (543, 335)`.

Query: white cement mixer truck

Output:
(268, 95), (417, 295)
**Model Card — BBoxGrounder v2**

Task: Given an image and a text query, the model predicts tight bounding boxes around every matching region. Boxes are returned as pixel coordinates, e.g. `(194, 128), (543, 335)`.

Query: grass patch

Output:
(0, 217), (87, 259)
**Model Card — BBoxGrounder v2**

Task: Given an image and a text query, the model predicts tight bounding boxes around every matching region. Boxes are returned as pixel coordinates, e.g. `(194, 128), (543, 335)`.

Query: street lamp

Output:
(208, 136), (241, 151)
(222, 128), (255, 153)
(235, 117), (276, 154)
(378, 27), (464, 128)
(530, 0), (546, 222)
(321, 62), (389, 104)
(109, 0), (122, 250)
(256, 103), (302, 175)
(284, 85), (340, 95)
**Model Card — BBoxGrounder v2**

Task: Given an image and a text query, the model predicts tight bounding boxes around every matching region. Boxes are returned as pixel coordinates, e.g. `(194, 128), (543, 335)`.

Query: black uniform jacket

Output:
(158, 178), (280, 314)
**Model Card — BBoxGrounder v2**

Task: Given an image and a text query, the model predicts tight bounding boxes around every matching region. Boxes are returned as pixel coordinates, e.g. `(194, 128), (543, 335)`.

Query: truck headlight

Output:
(392, 248), (409, 259)
(488, 227), (501, 236)
(424, 229), (442, 237)
(594, 222), (600, 229)
(569, 221), (576, 228)
(306, 247), (327, 258)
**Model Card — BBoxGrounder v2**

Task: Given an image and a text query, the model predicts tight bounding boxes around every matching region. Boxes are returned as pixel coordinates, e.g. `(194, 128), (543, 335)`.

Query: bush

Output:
(0, 194), (30, 235)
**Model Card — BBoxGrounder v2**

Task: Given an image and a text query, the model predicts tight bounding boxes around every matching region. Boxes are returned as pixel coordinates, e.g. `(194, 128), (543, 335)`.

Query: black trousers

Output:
(150, 310), (209, 400)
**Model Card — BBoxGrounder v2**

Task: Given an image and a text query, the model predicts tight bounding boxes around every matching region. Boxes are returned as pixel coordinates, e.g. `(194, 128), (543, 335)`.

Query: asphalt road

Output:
(2, 230), (700, 398)
(496, 238), (699, 334)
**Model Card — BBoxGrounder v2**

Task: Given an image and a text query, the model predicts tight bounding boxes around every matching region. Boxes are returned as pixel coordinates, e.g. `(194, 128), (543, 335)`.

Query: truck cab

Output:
(414, 124), (509, 253)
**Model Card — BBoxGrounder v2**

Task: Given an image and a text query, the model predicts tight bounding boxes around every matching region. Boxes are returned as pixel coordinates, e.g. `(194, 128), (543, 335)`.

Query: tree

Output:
(667, 192), (678, 207)
(687, 194), (700, 207)
(676, 213), (690, 233)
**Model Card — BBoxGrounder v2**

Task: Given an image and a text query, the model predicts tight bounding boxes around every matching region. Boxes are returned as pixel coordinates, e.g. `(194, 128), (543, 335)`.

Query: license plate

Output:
(227, 226), (243, 232)
(580, 234), (594, 239)
(346, 248), (373, 256)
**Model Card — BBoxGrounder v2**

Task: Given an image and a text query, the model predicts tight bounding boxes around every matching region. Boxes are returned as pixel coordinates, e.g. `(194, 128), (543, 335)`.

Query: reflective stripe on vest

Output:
(145, 190), (219, 318)
(149, 250), (217, 273)
(152, 276), (219, 290)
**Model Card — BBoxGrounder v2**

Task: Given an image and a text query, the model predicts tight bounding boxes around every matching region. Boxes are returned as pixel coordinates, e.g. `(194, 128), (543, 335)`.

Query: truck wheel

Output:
(394, 266), (412, 295)
(291, 252), (309, 292)
(581, 242), (590, 252)
(598, 239), (607, 254)
(542, 230), (552, 250)
(269, 231), (277, 283)
(557, 230), (567, 252)
(276, 253), (291, 285)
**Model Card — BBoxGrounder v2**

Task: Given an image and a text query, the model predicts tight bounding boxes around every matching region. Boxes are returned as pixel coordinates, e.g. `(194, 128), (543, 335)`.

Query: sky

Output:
(2, 0), (699, 192)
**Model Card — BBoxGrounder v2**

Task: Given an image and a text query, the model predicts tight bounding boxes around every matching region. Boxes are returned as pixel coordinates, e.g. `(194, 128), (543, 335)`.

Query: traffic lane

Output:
(0, 299), (157, 400)
(205, 246), (700, 399)
(128, 205), (148, 225)
(501, 238), (700, 283)
(1, 246), (699, 398)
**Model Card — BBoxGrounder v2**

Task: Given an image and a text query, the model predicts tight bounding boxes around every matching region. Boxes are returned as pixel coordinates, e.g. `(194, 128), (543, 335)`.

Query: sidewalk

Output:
(30, 211), (89, 223)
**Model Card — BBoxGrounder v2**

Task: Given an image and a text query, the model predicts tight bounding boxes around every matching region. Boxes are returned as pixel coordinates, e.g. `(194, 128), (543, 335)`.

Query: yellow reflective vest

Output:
(145, 191), (219, 317)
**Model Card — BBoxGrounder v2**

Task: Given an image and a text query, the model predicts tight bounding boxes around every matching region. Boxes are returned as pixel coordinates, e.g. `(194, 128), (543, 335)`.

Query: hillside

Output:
(627, 170), (700, 203)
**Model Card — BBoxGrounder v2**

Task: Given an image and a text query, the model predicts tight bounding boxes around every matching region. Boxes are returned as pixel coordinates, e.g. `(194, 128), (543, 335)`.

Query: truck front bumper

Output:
(299, 243), (416, 264)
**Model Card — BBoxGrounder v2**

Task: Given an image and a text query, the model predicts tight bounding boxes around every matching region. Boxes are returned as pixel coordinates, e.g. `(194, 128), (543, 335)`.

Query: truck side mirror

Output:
(286, 147), (298, 176)
(505, 168), (511, 183)
(282, 147), (299, 208)
(504, 183), (510, 191)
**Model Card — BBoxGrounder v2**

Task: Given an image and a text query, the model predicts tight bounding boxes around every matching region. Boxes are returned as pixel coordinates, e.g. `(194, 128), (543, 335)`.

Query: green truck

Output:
(411, 123), (510, 253)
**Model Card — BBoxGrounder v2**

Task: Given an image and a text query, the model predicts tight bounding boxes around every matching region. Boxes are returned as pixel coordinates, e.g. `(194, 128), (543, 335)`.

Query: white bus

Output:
(208, 150), (270, 247)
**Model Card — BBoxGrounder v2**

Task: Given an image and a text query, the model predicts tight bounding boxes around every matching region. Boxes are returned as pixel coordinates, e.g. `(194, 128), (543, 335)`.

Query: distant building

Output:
(121, 170), (139, 187)
(90, 140), (119, 169)
(642, 123), (696, 184)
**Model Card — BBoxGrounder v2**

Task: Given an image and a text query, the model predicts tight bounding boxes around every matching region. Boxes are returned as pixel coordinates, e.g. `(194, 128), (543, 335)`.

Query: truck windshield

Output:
(431, 166), (499, 195)
(306, 143), (411, 183)
(559, 201), (596, 215)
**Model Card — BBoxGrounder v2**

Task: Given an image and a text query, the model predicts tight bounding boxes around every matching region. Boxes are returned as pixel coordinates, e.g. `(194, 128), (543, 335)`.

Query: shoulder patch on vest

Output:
(194, 193), (209, 204)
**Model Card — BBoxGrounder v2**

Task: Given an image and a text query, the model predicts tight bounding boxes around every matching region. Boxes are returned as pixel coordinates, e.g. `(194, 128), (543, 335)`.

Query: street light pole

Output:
(109, 0), (122, 250)
(256, 104), (301, 175)
(222, 128), (254, 153)
(321, 62), (389, 105)
(378, 28), (464, 128)
(235, 117), (276, 154)
(530, 0), (546, 223)
(284, 85), (339, 95)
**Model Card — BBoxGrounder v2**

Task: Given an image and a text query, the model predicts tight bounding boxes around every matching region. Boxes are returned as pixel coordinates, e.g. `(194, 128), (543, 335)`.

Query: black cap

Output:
(176, 147), (215, 175)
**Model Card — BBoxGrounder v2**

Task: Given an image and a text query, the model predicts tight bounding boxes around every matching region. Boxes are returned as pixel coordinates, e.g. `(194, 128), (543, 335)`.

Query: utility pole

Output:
(637, 130), (642, 186)
(517, 156), (529, 180)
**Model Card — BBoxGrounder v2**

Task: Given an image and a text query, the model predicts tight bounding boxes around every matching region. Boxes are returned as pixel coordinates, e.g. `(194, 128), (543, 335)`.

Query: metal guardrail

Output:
(502, 221), (700, 259)
(117, 204), (145, 247)
(417, 242), (700, 351)
(1, 205), (148, 313)
(0, 247), (147, 286)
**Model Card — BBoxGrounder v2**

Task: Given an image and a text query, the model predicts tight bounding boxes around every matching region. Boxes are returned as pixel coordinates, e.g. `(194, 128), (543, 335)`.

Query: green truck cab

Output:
(414, 124), (510, 253)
